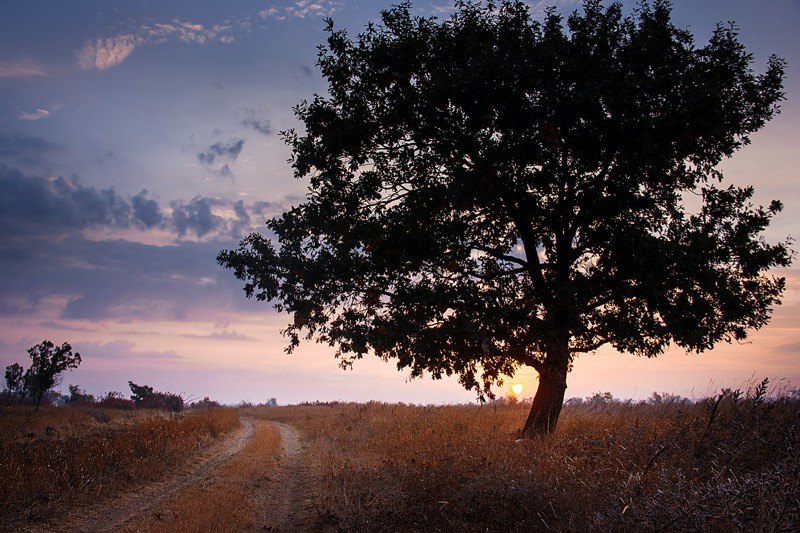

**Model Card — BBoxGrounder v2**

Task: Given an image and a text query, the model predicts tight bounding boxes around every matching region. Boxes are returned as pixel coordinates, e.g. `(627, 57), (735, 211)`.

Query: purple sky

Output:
(1, 0), (798, 405)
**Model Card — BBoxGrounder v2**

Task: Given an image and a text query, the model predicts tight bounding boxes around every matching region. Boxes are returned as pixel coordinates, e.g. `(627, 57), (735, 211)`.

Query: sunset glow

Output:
(0, 1), (797, 405)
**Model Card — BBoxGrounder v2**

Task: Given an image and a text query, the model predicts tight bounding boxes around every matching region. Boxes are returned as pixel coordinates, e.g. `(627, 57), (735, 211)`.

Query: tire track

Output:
(261, 422), (320, 532)
(24, 418), (255, 533)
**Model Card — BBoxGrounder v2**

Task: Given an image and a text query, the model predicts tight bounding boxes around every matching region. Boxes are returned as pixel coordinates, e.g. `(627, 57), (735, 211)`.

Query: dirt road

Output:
(260, 422), (318, 532)
(21, 417), (318, 532)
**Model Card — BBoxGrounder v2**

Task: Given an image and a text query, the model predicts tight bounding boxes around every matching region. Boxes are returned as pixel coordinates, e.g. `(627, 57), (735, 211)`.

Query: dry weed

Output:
(255, 386), (799, 532)
(0, 407), (240, 530)
(127, 420), (282, 533)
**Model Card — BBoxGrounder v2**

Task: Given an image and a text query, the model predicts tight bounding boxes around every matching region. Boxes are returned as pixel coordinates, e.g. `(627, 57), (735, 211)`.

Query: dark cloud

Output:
(40, 320), (95, 332)
(197, 139), (245, 165)
(132, 190), (163, 228)
(0, 235), (263, 322)
(233, 200), (250, 225)
(0, 133), (57, 172)
(0, 165), (131, 236)
(0, 134), (56, 160)
(230, 200), (252, 237)
(0, 166), (264, 240)
(219, 164), (233, 179)
(242, 108), (272, 136)
(170, 196), (225, 238)
(0, 166), (297, 325)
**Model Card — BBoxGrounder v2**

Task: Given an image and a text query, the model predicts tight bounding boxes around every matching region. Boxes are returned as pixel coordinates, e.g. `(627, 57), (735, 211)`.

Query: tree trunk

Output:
(519, 363), (568, 438)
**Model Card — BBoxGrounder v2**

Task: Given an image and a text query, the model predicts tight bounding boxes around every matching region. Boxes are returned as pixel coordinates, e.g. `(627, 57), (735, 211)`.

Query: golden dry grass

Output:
(255, 387), (800, 532)
(0, 406), (240, 530)
(126, 420), (282, 533)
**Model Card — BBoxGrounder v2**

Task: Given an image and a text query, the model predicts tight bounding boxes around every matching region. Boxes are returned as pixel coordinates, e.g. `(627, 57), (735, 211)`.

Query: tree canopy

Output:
(219, 0), (791, 436)
(17, 340), (82, 410)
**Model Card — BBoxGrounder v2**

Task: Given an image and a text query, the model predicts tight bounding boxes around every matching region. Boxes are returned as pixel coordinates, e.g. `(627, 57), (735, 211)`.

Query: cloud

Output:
(0, 165), (300, 323)
(242, 109), (272, 136)
(76, 20), (233, 71)
(259, 1), (340, 20)
(230, 200), (253, 237)
(170, 196), (225, 238)
(0, 166), (132, 236)
(39, 321), (95, 332)
(131, 190), (164, 228)
(219, 164), (233, 179)
(197, 139), (245, 166)
(777, 341), (800, 354)
(0, 134), (57, 164)
(0, 235), (263, 323)
(0, 165), (292, 243)
(18, 108), (51, 121)
(79, 340), (181, 360)
(0, 58), (48, 78)
(184, 330), (257, 341)
(77, 35), (137, 71)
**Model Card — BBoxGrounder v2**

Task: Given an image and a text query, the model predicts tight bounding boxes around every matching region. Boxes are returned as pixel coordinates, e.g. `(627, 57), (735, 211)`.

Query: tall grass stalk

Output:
(259, 385), (799, 532)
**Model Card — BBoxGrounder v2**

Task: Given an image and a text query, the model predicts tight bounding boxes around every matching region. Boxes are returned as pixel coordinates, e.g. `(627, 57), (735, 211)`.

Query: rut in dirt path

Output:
(23, 418), (256, 533)
(261, 422), (322, 533)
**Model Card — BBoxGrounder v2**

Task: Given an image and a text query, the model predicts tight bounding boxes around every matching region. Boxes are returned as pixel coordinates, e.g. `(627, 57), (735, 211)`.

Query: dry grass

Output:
(0, 406), (240, 530)
(256, 385), (800, 532)
(126, 420), (282, 532)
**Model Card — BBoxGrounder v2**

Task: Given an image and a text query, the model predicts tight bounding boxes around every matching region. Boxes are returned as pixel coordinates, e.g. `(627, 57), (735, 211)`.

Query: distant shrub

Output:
(66, 384), (95, 405)
(129, 381), (184, 412)
(191, 397), (221, 409)
(96, 391), (134, 410)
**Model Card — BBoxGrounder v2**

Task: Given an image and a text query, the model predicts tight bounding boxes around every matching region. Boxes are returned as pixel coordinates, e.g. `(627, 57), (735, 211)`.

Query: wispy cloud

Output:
(242, 109), (272, 136)
(259, 0), (340, 21)
(17, 108), (50, 121)
(197, 139), (245, 166)
(76, 20), (234, 71)
(78, 340), (182, 360)
(0, 58), (48, 78)
(184, 330), (257, 341)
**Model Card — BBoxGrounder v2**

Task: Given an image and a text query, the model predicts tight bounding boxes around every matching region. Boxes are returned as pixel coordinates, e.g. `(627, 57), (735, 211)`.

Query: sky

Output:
(0, 0), (798, 406)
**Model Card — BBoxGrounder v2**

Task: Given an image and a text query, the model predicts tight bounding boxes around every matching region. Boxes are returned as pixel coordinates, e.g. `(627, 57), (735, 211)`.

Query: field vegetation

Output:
(2, 382), (798, 532)
(0, 405), (239, 530)
(122, 420), (282, 532)
(259, 382), (799, 532)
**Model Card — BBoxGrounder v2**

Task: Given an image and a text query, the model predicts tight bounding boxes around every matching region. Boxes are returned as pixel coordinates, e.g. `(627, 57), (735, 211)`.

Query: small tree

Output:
(67, 384), (96, 405)
(4, 362), (28, 403)
(128, 381), (154, 405)
(220, 1), (791, 437)
(26, 340), (82, 410)
(129, 381), (184, 412)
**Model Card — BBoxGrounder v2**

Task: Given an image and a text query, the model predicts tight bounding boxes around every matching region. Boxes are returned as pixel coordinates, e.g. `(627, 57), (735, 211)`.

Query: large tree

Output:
(219, 0), (791, 437)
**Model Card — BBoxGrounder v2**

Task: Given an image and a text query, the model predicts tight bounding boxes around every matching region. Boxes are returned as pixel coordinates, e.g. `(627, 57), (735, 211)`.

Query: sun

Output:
(511, 383), (524, 396)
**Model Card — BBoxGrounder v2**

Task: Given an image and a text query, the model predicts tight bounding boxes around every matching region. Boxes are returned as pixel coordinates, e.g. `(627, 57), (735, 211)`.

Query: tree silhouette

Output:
(25, 340), (82, 410)
(4, 362), (27, 404)
(219, 1), (791, 436)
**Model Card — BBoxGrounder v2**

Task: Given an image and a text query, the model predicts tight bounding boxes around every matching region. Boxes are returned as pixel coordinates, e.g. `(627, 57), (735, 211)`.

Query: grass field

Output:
(2, 383), (798, 532)
(0, 405), (239, 530)
(256, 384), (800, 532)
